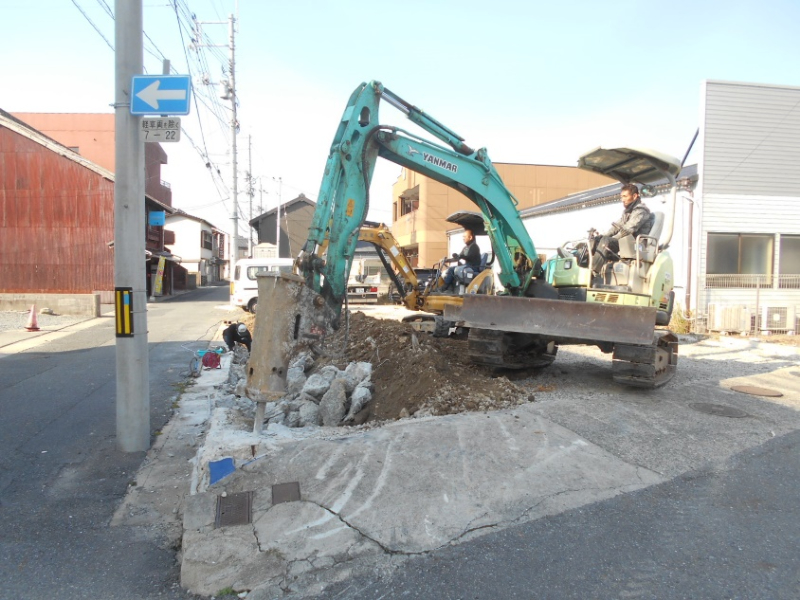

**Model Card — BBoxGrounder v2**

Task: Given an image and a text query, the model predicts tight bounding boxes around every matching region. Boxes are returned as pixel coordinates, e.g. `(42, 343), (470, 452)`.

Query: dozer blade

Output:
(444, 295), (657, 346)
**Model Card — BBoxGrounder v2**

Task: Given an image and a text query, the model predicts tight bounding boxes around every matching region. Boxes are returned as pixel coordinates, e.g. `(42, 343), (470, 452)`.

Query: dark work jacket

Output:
(223, 323), (252, 351)
(459, 241), (482, 269)
(605, 198), (651, 239)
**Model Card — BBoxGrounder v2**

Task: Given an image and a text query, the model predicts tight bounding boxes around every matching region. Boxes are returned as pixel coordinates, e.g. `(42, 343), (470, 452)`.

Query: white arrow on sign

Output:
(135, 80), (187, 110)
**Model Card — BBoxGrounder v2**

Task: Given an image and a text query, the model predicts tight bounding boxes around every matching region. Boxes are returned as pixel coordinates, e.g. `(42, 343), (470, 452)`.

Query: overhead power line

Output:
(70, 0), (114, 51)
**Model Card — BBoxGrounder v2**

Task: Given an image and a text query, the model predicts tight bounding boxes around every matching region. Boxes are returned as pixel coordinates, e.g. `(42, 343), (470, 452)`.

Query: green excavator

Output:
(244, 81), (678, 407)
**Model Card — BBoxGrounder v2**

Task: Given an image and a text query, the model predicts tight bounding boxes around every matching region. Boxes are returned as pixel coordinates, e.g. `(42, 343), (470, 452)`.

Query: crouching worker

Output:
(223, 322), (252, 352)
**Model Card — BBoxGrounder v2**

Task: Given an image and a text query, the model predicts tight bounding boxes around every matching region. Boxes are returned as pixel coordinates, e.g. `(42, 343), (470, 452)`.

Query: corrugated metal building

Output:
(0, 110), (178, 304)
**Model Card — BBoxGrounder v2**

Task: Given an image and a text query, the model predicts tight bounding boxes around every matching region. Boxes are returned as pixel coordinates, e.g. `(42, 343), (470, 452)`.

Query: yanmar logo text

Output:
(423, 152), (458, 173)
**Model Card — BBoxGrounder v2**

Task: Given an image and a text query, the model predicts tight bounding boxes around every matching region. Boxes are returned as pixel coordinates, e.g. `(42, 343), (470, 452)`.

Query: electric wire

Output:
(70, 0), (114, 51)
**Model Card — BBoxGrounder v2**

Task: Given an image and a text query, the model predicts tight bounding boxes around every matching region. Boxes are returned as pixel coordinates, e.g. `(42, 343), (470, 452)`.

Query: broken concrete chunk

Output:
(298, 401), (322, 427)
(289, 351), (315, 372)
(262, 401), (287, 423)
(286, 366), (307, 395)
(337, 376), (358, 394)
(344, 385), (372, 422)
(227, 364), (246, 386)
(319, 365), (342, 383)
(319, 379), (347, 426)
(302, 373), (331, 399)
(344, 362), (372, 385)
(233, 379), (247, 398)
(295, 392), (320, 406)
(286, 411), (301, 428)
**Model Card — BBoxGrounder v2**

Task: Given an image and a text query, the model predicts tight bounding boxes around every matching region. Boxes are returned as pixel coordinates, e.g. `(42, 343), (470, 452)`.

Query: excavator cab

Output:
(544, 147), (681, 318)
(430, 210), (495, 296)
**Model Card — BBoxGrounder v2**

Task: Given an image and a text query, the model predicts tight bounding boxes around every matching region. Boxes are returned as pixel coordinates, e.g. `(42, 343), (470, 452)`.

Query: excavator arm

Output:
(296, 80), (541, 318)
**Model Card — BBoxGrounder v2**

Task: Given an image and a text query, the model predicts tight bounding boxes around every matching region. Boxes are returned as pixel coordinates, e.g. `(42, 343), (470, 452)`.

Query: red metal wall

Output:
(0, 126), (115, 293)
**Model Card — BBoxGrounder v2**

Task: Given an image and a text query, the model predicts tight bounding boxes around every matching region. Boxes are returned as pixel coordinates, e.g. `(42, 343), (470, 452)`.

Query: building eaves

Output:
(250, 194), (316, 225)
(518, 164), (698, 220)
(167, 208), (220, 230)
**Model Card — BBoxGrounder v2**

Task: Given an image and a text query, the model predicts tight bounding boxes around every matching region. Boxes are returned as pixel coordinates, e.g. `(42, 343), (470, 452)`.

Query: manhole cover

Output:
(730, 385), (783, 398)
(215, 491), (253, 528)
(272, 482), (301, 505)
(689, 403), (750, 418)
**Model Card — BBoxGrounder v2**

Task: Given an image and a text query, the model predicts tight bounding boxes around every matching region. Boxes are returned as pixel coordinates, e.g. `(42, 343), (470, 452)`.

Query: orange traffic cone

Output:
(25, 304), (40, 332)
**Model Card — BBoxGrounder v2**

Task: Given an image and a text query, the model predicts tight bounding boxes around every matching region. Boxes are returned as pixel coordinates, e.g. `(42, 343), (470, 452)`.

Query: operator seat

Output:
(617, 211), (664, 262)
(453, 253), (489, 287)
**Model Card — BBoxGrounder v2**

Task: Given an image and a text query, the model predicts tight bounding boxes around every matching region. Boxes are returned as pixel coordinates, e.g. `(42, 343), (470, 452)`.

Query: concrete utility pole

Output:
(247, 134), (254, 256)
(228, 14), (239, 269)
(275, 176), (282, 257)
(195, 14), (239, 274)
(114, 0), (149, 452)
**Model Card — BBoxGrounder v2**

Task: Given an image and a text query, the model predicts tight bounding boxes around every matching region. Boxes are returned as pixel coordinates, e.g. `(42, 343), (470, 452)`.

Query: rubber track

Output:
(467, 328), (557, 370)
(611, 330), (679, 388)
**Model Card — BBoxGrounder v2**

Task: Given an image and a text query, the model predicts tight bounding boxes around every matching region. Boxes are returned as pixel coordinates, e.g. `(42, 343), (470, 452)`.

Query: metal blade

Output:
(444, 295), (656, 346)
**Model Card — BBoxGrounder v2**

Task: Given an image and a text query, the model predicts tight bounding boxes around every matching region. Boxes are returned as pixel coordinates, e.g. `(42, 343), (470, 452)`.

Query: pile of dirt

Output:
(314, 311), (533, 422)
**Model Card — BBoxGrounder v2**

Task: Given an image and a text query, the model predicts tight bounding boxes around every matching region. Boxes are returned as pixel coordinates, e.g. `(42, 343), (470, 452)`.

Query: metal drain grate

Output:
(689, 403), (750, 418)
(272, 482), (301, 505)
(215, 491), (253, 528)
(730, 385), (783, 398)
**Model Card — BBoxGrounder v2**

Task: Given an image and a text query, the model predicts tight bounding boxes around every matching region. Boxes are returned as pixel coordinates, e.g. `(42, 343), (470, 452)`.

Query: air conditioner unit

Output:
(759, 305), (795, 333)
(707, 304), (751, 333)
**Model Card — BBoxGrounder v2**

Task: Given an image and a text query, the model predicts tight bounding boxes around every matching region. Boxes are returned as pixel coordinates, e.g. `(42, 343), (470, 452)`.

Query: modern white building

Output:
(165, 210), (226, 285)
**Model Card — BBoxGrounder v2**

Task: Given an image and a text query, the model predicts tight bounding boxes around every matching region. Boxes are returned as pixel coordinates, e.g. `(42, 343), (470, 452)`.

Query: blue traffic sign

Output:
(131, 75), (192, 115)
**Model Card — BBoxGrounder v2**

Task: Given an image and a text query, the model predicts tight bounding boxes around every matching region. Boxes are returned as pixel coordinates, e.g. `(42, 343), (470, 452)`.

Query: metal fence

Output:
(705, 274), (800, 289)
(700, 274), (800, 335)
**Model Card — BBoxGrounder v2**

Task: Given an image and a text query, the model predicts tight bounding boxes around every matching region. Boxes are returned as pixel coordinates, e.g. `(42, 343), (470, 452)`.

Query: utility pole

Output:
(247, 134), (254, 256)
(228, 13), (238, 270)
(275, 176), (282, 258)
(114, 0), (149, 452)
(195, 13), (238, 276)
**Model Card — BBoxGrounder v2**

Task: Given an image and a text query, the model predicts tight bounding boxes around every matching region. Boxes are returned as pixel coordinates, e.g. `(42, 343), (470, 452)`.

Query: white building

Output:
(165, 210), (226, 285)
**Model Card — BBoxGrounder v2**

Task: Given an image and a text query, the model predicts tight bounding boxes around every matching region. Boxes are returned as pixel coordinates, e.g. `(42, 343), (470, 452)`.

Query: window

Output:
(247, 266), (271, 280)
(201, 230), (213, 250)
(706, 233), (773, 288)
(780, 236), (800, 274)
(779, 235), (800, 289)
(398, 186), (419, 217)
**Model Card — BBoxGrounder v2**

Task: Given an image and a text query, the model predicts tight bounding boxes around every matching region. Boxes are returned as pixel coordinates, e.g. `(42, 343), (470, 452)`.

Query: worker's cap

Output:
(237, 324), (247, 335)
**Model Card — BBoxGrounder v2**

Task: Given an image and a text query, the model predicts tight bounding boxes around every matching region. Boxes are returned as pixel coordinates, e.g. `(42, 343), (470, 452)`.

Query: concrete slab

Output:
(180, 405), (663, 595)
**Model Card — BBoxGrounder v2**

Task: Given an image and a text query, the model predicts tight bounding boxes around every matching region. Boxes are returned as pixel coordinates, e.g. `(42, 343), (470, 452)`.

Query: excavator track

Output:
(467, 328), (558, 370)
(611, 330), (678, 388)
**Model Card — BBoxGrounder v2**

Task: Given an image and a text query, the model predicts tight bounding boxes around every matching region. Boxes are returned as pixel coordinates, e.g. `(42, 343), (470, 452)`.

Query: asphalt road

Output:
(0, 286), (231, 600)
(320, 429), (800, 600)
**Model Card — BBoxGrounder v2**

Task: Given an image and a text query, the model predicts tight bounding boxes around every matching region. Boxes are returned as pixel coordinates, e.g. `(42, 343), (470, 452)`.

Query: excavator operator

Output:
(438, 228), (481, 292)
(591, 183), (651, 273)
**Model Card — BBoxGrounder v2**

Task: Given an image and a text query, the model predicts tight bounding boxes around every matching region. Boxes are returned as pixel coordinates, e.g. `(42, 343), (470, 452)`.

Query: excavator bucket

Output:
(245, 273), (338, 432)
(445, 295), (657, 346)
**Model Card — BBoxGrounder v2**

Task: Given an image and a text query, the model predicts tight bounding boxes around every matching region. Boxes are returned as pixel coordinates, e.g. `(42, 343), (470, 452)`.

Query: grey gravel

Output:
(0, 309), (90, 332)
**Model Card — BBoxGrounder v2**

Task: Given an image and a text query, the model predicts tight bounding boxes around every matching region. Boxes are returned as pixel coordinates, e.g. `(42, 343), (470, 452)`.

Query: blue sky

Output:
(2, 0), (798, 233)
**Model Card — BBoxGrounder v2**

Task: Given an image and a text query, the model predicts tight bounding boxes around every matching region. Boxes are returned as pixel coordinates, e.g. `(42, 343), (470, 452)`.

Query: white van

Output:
(230, 257), (295, 313)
